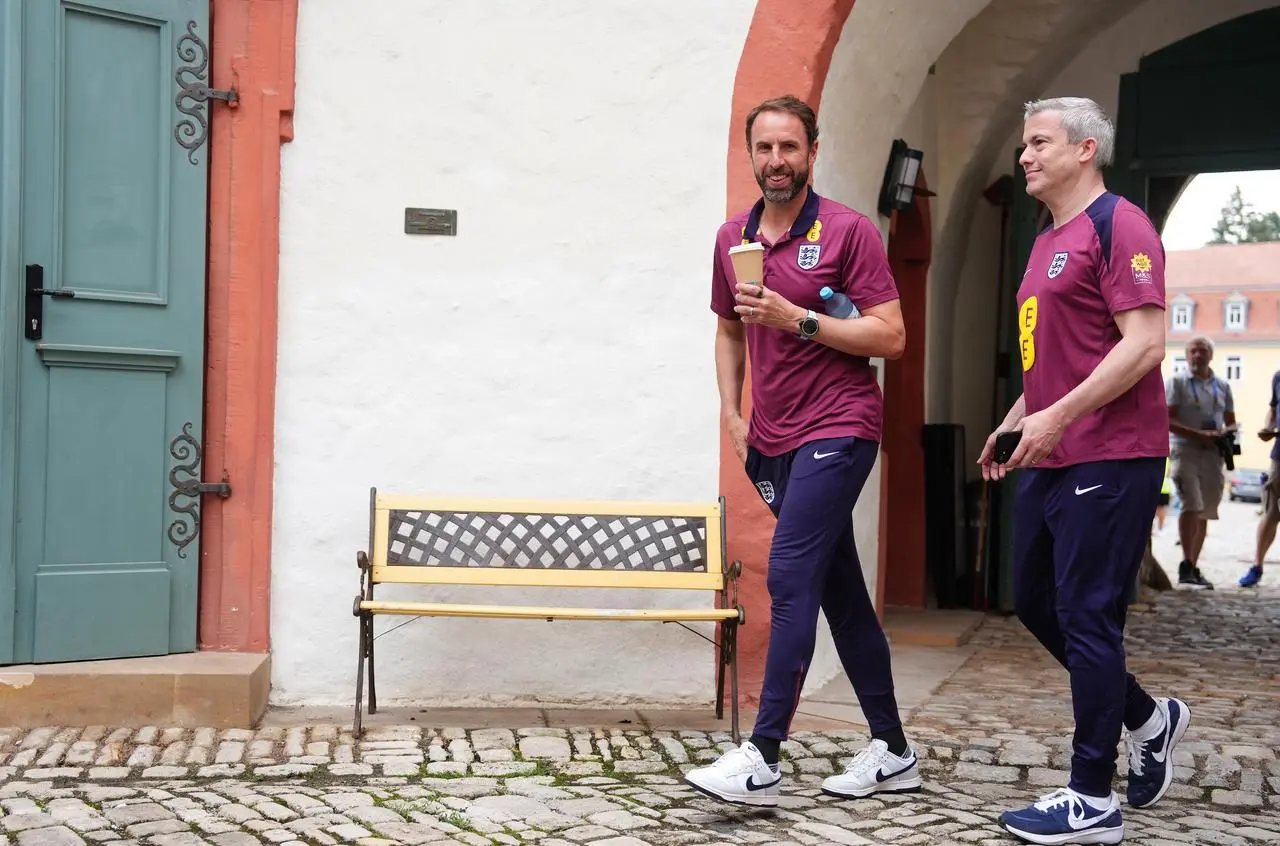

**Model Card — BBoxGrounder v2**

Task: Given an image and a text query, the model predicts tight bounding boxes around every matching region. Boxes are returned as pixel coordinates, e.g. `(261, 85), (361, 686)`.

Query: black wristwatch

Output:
(798, 309), (819, 340)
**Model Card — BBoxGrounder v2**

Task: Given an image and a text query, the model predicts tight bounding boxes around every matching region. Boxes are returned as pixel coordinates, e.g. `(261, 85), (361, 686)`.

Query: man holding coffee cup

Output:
(685, 95), (914, 807)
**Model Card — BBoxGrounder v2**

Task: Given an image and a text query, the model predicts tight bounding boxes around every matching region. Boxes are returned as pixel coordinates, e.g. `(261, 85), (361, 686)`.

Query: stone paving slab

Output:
(2, 589), (1276, 845)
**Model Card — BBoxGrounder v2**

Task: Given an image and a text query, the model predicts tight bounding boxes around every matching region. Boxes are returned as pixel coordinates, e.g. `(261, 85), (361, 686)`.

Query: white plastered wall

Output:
(270, 0), (755, 706)
(947, 0), (1278, 462)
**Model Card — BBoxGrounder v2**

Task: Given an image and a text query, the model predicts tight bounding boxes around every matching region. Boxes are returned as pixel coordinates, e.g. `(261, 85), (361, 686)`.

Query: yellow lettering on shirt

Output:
(1019, 296), (1038, 372)
(806, 220), (822, 243)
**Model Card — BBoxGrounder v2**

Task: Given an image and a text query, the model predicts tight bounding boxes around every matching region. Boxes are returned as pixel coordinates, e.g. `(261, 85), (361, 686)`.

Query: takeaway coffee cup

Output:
(728, 242), (765, 287)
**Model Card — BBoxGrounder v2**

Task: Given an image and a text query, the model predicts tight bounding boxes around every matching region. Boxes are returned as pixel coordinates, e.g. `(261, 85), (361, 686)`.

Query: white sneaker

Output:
(683, 741), (782, 807)
(821, 739), (922, 799)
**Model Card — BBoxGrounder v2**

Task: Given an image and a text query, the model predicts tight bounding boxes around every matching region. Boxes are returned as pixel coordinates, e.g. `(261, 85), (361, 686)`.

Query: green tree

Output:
(1208, 186), (1280, 244)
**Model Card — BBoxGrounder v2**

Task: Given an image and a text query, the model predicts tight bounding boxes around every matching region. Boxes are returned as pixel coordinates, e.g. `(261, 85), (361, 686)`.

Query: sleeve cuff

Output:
(857, 290), (900, 311)
(1107, 294), (1165, 315)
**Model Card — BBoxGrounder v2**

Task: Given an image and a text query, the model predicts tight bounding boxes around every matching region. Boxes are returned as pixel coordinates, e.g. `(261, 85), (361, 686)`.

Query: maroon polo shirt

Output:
(1016, 192), (1169, 468)
(710, 187), (900, 457)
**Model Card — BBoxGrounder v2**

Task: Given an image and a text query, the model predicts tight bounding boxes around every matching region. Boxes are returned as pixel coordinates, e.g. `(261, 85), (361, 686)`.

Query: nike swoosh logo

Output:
(1074, 485), (1102, 495)
(746, 773), (781, 791)
(814, 450), (840, 459)
(1151, 724), (1172, 764)
(1152, 741), (1169, 764)
(875, 760), (916, 782)
(1068, 806), (1111, 830)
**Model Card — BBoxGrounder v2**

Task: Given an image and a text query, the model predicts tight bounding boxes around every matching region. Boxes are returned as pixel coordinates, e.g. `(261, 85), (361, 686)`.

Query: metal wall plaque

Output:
(404, 207), (457, 236)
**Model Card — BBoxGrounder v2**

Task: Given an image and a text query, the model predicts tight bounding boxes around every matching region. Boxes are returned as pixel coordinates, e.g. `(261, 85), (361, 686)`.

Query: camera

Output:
(1214, 432), (1241, 472)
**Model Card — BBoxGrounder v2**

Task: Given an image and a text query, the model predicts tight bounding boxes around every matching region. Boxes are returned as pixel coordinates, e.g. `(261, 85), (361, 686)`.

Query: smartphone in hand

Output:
(994, 430), (1023, 464)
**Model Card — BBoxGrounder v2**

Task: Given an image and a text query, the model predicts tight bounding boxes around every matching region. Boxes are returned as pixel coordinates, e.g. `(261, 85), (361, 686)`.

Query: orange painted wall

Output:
(200, 0), (298, 652)
(724, 0), (858, 705)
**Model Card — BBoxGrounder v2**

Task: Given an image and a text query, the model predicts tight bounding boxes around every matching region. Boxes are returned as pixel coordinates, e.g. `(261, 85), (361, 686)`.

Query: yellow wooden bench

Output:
(352, 489), (745, 739)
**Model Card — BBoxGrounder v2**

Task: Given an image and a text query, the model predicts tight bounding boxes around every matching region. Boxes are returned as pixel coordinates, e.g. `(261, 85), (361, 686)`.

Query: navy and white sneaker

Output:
(821, 739), (922, 798)
(999, 788), (1123, 845)
(1126, 696), (1191, 808)
(683, 741), (782, 807)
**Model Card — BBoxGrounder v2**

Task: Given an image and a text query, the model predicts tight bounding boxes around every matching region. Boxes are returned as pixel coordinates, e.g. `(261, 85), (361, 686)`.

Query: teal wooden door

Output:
(1, 0), (211, 664)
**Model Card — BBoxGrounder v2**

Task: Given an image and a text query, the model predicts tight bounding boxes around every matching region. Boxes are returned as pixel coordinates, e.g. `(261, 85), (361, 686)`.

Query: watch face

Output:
(800, 316), (819, 337)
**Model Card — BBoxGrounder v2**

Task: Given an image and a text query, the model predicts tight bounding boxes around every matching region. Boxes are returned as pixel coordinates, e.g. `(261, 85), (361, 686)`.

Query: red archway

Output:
(879, 178), (932, 610)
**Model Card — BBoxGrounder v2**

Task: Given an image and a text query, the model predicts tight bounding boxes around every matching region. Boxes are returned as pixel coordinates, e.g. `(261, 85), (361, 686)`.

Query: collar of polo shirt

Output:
(743, 186), (821, 243)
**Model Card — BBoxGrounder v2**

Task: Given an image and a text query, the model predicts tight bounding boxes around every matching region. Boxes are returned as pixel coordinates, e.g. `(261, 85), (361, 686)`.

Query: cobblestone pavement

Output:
(2, 590), (1277, 845)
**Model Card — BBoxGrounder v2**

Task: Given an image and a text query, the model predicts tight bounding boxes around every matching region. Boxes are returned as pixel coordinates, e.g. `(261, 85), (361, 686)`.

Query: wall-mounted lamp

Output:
(878, 139), (935, 217)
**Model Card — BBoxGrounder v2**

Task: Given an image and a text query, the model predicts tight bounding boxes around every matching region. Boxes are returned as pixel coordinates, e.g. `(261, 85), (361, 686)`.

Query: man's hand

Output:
(978, 424), (1023, 481)
(734, 282), (804, 332)
(978, 395), (1028, 481)
(1006, 407), (1068, 469)
(725, 415), (748, 463)
(1260, 428), (1278, 442)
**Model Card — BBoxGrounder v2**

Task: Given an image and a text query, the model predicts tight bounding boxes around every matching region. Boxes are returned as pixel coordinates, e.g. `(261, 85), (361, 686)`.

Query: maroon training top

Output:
(710, 187), (900, 457)
(1016, 191), (1170, 468)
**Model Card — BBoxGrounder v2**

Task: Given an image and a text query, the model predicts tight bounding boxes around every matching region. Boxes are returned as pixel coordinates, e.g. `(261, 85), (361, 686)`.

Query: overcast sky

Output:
(1161, 170), (1280, 252)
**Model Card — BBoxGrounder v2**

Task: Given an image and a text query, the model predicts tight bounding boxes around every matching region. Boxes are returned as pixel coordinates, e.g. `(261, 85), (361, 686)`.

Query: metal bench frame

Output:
(352, 488), (744, 740)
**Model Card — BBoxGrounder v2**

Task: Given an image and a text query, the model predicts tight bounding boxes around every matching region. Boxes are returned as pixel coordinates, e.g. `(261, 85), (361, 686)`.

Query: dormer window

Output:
(1224, 292), (1249, 331)
(1171, 302), (1193, 331)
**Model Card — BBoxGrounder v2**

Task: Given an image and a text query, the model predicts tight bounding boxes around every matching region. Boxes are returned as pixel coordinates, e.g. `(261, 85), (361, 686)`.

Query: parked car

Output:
(1228, 468), (1265, 503)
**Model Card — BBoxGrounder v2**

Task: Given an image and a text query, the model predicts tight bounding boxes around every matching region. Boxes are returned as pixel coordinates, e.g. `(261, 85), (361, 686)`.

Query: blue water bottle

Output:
(819, 286), (859, 319)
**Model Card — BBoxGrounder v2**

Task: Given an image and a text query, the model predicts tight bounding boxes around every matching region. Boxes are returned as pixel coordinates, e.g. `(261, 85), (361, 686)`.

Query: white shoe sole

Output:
(1131, 698), (1191, 809)
(1002, 821), (1123, 845)
(821, 770), (923, 799)
(683, 775), (779, 807)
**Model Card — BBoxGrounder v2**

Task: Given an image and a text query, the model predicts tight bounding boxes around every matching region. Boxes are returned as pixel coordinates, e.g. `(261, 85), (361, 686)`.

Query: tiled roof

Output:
(1166, 241), (1280, 291)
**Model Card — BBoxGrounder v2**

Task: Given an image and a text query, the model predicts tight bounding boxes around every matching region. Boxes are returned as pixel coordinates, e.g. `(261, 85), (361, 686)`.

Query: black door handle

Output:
(24, 264), (75, 341)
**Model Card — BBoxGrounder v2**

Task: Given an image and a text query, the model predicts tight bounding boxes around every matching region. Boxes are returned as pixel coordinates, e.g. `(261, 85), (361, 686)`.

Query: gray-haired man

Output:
(1166, 335), (1235, 589)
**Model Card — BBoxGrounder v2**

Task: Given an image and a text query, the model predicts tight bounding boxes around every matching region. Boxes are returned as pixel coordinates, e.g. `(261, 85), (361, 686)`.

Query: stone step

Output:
(883, 607), (987, 647)
(0, 651), (269, 728)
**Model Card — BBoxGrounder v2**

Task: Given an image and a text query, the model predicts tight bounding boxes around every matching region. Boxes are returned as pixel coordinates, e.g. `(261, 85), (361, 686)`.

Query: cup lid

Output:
(728, 242), (765, 254)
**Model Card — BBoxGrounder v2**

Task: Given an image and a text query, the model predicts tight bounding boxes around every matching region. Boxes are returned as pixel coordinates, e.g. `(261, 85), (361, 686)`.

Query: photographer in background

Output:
(1166, 335), (1236, 589)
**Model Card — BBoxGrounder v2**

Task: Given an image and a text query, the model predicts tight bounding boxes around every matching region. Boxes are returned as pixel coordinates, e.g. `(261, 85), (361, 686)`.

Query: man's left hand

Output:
(734, 282), (804, 331)
(1006, 407), (1067, 469)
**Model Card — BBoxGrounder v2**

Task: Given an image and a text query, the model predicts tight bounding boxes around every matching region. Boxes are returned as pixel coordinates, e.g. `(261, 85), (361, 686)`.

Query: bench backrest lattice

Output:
(370, 496), (726, 591)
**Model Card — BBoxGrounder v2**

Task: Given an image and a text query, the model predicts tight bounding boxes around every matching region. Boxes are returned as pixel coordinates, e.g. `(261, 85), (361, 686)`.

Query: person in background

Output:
(1165, 335), (1235, 589)
(1240, 367), (1280, 587)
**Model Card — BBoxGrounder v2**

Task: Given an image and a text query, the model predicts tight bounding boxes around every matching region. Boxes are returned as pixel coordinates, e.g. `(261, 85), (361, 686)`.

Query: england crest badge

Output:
(797, 244), (821, 270)
(755, 481), (775, 504)
(1047, 251), (1069, 278)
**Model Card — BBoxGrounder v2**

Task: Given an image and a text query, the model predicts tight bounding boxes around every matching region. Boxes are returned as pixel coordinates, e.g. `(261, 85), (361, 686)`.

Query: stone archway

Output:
(723, 0), (1280, 711)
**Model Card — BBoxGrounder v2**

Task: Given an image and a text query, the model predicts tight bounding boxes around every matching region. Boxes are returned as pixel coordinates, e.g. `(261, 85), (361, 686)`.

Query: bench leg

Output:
(714, 619), (726, 721)
(729, 622), (741, 746)
(367, 618), (378, 714)
(353, 612), (369, 737)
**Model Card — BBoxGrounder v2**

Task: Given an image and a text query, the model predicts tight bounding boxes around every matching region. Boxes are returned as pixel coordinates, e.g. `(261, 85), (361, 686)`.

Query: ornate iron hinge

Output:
(167, 422), (232, 559)
(174, 21), (238, 166)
